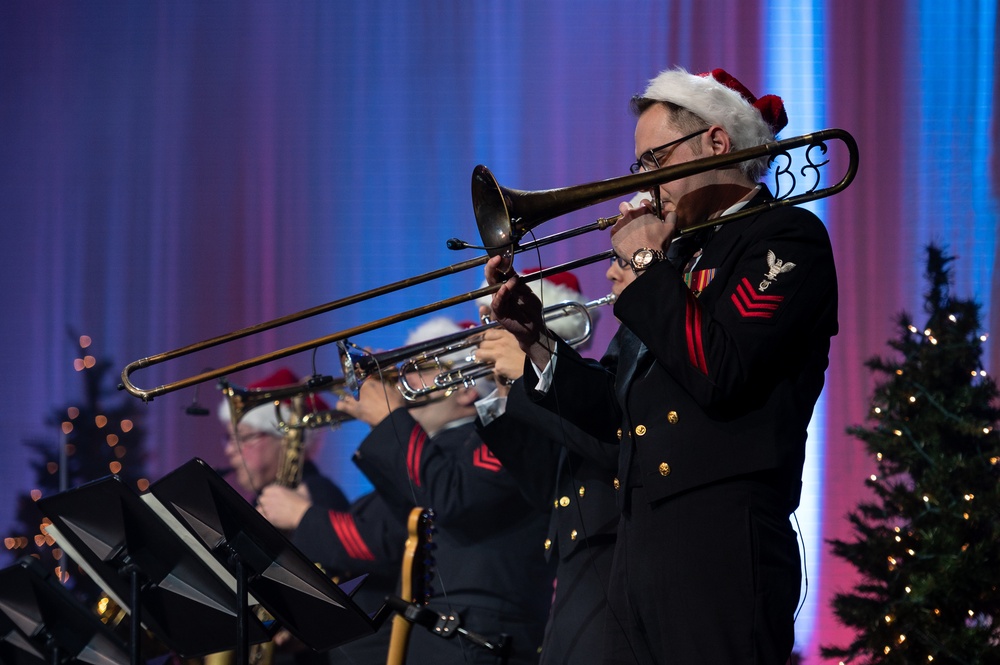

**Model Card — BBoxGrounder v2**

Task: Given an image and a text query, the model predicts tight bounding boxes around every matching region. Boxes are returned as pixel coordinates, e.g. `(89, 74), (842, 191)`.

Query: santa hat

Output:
(476, 268), (590, 342)
(640, 67), (787, 180)
(404, 318), (494, 397)
(218, 367), (330, 437)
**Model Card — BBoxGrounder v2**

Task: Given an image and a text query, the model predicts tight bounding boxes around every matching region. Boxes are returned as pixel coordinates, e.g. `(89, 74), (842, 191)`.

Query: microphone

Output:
(445, 237), (511, 252)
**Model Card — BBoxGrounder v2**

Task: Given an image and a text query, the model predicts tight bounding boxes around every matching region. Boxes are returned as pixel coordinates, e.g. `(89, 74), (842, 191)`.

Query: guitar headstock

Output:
(402, 507), (435, 606)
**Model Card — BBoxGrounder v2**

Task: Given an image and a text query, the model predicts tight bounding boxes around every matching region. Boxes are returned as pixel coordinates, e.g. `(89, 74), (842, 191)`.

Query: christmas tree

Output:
(822, 246), (1000, 663)
(3, 331), (151, 605)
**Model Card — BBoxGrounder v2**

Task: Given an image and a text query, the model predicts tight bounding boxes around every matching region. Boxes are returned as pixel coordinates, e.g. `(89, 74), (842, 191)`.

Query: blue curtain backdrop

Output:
(1, 1), (997, 660)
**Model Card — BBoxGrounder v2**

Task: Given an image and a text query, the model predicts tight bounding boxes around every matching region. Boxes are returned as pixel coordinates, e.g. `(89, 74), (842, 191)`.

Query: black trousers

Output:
(603, 479), (800, 665)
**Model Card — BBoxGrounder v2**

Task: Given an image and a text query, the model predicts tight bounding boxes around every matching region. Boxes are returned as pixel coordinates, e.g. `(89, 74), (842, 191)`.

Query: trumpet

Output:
(338, 294), (616, 401)
(120, 129), (858, 402)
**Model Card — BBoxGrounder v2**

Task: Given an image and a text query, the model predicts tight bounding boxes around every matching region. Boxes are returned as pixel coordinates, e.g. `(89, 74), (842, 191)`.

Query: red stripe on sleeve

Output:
(328, 510), (375, 561)
(685, 291), (708, 374)
(406, 425), (427, 488)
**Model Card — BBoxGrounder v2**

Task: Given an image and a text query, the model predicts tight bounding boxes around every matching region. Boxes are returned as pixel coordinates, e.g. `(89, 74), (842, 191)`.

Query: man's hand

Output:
(484, 255), (554, 368)
(335, 377), (404, 426)
(475, 328), (525, 386)
(610, 198), (677, 270)
(257, 484), (311, 531)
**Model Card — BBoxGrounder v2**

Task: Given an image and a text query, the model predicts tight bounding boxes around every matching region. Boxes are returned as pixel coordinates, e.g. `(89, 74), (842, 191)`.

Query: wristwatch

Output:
(630, 247), (666, 273)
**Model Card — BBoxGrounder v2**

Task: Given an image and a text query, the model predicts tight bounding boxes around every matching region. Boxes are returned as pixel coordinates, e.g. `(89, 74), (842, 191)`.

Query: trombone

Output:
(338, 293), (617, 401)
(120, 128), (858, 402)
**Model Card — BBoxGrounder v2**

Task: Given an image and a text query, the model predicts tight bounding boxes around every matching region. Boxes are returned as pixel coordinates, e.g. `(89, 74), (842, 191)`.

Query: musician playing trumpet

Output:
(486, 67), (839, 665)
(473, 267), (625, 665)
(335, 318), (556, 665)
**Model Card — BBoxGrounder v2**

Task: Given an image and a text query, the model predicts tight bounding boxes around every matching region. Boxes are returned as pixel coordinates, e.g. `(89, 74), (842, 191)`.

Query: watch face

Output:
(633, 249), (653, 268)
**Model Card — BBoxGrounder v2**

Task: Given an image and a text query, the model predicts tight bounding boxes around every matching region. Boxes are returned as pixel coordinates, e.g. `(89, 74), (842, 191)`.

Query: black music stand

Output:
(146, 458), (383, 660)
(0, 599), (46, 665)
(35, 476), (271, 665)
(0, 557), (128, 665)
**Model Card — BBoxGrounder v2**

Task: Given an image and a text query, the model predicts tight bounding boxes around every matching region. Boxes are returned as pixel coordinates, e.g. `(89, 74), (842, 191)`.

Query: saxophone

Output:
(205, 394), (310, 665)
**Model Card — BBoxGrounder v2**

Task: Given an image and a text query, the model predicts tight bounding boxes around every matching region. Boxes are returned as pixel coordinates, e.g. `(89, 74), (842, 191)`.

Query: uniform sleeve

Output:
(293, 491), (407, 581)
(478, 379), (620, 512)
(615, 208), (837, 411)
(354, 410), (543, 534)
(526, 328), (624, 444)
(476, 387), (561, 512)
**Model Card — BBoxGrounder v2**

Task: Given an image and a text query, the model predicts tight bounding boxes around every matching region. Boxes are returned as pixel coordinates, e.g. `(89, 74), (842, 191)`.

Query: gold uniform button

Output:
(658, 462), (671, 476)
(635, 424), (647, 436)
(544, 538), (552, 550)
(578, 486), (586, 498)
(570, 529), (578, 541)
(613, 477), (620, 490)
(553, 499), (559, 509)
(559, 496), (571, 507)
(616, 428), (622, 440)
(667, 411), (679, 425)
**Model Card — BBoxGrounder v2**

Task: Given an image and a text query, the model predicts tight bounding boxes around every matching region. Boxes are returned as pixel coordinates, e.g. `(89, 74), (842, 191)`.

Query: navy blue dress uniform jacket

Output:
(353, 409), (556, 665)
(528, 190), (838, 664)
(293, 491), (408, 664)
(477, 381), (619, 665)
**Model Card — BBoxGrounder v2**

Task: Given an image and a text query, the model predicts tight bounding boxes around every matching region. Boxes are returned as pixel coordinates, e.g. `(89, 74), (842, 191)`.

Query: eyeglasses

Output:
(610, 254), (629, 269)
(629, 128), (709, 174)
(223, 430), (274, 448)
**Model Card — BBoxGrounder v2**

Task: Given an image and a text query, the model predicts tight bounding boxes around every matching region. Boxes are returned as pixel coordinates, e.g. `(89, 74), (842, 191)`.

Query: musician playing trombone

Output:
(485, 67), (839, 665)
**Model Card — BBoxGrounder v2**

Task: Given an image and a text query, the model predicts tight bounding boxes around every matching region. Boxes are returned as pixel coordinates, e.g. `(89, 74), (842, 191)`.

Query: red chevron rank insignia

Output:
(472, 444), (503, 472)
(731, 277), (784, 319)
